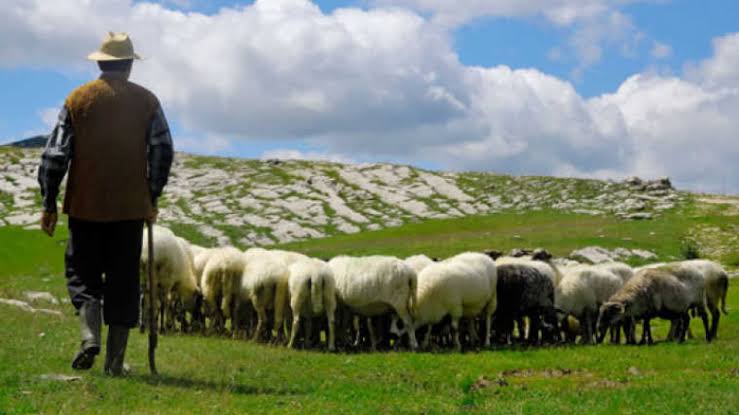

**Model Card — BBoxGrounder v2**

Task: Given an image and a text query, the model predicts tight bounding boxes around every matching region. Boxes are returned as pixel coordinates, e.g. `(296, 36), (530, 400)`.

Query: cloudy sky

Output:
(1, 0), (738, 193)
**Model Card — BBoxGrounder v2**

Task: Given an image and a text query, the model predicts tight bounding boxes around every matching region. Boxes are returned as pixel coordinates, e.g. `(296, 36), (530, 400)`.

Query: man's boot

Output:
(104, 325), (130, 376)
(71, 299), (102, 370)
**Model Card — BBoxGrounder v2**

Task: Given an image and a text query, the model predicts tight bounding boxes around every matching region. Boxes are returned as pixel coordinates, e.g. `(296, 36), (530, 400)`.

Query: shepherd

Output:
(37, 32), (173, 376)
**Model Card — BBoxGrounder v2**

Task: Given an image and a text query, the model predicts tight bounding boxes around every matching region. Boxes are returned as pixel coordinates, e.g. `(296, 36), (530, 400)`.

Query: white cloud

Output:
(568, 11), (644, 79)
(372, 0), (639, 27)
(688, 32), (739, 90)
(376, 1), (658, 78)
(650, 41), (672, 59)
(175, 135), (232, 155)
(260, 149), (354, 164)
(2, 0), (739, 193)
(39, 107), (60, 130)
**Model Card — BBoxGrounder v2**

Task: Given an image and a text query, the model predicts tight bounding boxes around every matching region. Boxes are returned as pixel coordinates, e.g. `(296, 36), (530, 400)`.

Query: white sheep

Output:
(188, 243), (207, 259)
(329, 255), (419, 350)
(286, 258), (337, 351)
(411, 252), (497, 351)
(140, 226), (199, 333)
(240, 248), (311, 342)
(594, 262), (634, 283)
(404, 254), (435, 274)
(682, 259), (729, 315)
(555, 265), (623, 344)
(655, 260), (727, 341)
(193, 247), (217, 288)
(201, 246), (246, 334)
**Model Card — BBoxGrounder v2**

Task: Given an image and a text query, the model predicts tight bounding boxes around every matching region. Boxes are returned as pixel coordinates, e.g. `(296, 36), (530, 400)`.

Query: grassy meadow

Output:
(1, 203), (738, 414)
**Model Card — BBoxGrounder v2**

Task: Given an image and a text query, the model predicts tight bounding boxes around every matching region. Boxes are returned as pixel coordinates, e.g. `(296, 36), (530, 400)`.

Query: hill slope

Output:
(0, 147), (695, 247)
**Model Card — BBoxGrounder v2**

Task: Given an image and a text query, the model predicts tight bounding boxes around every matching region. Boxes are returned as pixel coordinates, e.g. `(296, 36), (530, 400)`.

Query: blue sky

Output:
(3, 0), (736, 137)
(1, 0), (738, 192)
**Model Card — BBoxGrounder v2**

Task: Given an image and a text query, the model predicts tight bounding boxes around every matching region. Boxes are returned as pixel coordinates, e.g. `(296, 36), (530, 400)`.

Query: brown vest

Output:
(63, 73), (158, 222)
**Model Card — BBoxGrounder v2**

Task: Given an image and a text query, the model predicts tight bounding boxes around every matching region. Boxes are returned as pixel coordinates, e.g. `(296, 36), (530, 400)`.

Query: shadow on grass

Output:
(125, 373), (308, 396)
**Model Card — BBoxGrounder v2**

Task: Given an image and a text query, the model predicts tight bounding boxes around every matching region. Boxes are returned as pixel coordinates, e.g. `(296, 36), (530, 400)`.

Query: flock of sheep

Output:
(139, 225), (730, 352)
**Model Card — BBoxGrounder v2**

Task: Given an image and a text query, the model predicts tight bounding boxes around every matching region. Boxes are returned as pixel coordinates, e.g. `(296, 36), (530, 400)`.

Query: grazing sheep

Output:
(329, 255), (419, 350)
(286, 258), (337, 351)
(496, 252), (563, 288)
(493, 262), (557, 345)
(241, 248), (311, 342)
(597, 268), (693, 345)
(411, 252), (497, 351)
(171, 237), (204, 331)
(201, 246), (246, 334)
(140, 226), (200, 333)
(188, 243), (207, 260)
(595, 262), (634, 283)
(239, 250), (288, 341)
(656, 260), (728, 341)
(555, 266), (623, 344)
(404, 254), (435, 274)
(193, 248), (217, 287)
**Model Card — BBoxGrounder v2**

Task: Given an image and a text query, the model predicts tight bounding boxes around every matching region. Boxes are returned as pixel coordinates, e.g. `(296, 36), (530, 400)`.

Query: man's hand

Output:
(147, 207), (158, 224)
(41, 211), (58, 237)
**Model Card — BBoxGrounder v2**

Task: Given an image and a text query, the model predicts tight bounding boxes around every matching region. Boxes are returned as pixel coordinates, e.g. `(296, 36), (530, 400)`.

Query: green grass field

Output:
(1, 205), (737, 414)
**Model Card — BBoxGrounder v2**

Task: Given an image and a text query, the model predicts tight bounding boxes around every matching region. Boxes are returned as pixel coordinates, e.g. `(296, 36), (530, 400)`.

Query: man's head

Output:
(88, 32), (140, 78)
(98, 59), (133, 77)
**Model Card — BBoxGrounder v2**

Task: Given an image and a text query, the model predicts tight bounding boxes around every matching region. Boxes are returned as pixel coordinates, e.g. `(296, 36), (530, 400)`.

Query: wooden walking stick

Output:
(147, 220), (158, 376)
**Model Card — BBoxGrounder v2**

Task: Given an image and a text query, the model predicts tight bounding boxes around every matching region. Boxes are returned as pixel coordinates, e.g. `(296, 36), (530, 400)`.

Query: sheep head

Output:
(596, 302), (626, 343)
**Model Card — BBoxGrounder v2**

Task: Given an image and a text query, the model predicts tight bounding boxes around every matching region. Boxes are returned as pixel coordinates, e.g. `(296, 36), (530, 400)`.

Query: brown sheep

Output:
(596, 268), (693, 345)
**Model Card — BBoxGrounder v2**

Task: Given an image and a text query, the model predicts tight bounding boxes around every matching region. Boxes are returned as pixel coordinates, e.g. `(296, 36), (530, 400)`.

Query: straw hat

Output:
(87, 32), (142, 61)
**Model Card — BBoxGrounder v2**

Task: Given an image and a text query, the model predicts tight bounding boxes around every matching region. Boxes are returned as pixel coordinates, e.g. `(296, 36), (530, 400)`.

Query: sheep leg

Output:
(626, 318), (637, 345)
(327, 313), (336, 352)
(253, 303), (267, 342)
(528, 315), (541, 346)
(515, 318), (526, 342)
(612, 322), (621, 344)
(697, 307), (710, 342)
(422, 325), (432, 350)
(451, 317), (462, 352)
(395, 307), (418, 350)
(352, 316), (363, 347)
(678, 313), (691, 343)
(201, 301), (210, 336)
(158, 287), (166, 334)
(708, 304), (720, 341)
(288, 314), (301, 349)
(484, 314), (492, 348)
(273, 281), (288, 344)
(366, 317), (378, 352)
(579, 312), (593, 345)
(483, 304), (494, 348)
(165, 292), (176, 332)
(139, 291), (147, 333)
(666, 319), (679, 341)
(639, 319), (647, 345)
(336, 306), (352, 349)
(641, 319), (653, 345)
(501, 317), (513, 345)
(231, 296), (241, 339)
(304, 316), (314, 349)
(467, 319), (479, 346)
(325, 300), (337, 352)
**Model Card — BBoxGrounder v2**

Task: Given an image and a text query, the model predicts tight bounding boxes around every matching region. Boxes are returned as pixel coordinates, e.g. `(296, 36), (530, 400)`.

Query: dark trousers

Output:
(65, 217), (144, 328)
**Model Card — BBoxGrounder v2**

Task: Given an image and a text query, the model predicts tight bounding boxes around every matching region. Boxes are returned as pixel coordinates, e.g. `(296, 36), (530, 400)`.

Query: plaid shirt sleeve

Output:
(37, 107), (74, 213)
(147, 105), (174, 207)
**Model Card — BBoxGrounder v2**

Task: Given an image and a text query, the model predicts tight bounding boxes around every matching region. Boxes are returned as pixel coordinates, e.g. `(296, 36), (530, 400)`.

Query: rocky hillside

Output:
(0, 147), (700, 248)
